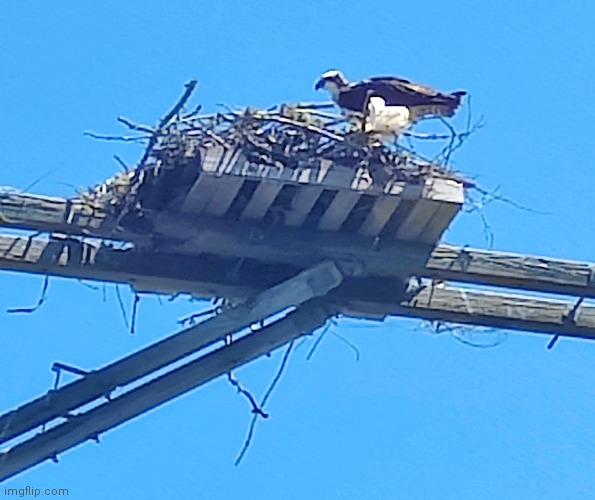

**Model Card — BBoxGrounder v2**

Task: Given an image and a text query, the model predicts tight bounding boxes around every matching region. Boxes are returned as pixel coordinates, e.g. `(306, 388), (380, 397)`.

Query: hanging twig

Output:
(113, 155), (130, 173)
(227, 372), (268, 419)
(235, 340), (295, 466)
(77, 279), (100, 291)
(114, 284), (130, 330)
(130, 292), (140, 334)
(329, 330), (361, 362)
(306, 320), (333, 361)
(7, 275), (50, 314)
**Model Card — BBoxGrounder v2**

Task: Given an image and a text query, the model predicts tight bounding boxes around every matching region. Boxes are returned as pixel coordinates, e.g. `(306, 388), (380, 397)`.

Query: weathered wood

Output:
(240, 181), (284, 220)
(194, 148), (466, 202)
(0, 303), (331, 482)
(284, 186), (324, 226)
(359, 196), (401, 237)
(395, 199), (442, 241)
(0, 192), (106, 234)
(2, 222), (595, 299)
(318, 191), (361, 231)
(203, 177), (245, 216)
(345, 283), (595, 340)
(1, 233), (595, 341)
(180, 174), (221, 213)
(418, 202), (460, 244)
(0, 261), (344, 446)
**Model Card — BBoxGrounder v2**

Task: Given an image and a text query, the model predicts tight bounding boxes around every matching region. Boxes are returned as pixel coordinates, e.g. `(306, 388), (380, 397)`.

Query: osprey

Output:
(314, 70), (466, 121)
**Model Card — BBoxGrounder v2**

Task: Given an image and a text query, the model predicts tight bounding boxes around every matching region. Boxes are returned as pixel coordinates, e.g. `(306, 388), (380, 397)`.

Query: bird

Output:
(365, 96), (410, 136)
(314, 70), (466, 122)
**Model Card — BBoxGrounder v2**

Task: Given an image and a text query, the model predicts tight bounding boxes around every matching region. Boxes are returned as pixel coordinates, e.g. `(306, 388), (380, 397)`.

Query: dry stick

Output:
(116, 117), (155, 134)
(114, 284), (130, 330)
(306, 320), (333, 361)
(234, 340), (295, 466)
(227, 372), (268, 418)
(113, 155), (129, 173)
(7, 275), (50, 314)
(470, 184), (550, 215)
(83, 132), (150, 143)
(178, 308), (218, 327)
(252, 114), (344, 142)
(22, 170), (55, 194)
(130, 293), (140, 335)
(138, 79), (198, 168)
(329, 330), (361, 362)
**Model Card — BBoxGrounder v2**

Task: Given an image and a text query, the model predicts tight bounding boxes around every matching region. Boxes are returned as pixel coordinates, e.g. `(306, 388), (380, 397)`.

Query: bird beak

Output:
(314, 79), (325, 91)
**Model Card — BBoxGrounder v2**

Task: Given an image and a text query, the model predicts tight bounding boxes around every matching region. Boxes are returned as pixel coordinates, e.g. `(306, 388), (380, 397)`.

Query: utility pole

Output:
(0, 84), (592, 480)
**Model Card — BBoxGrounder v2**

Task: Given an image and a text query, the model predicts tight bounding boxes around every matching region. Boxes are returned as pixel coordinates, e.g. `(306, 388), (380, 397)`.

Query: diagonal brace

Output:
(0, 260), (346, 446)
(0, 302), (331, 482)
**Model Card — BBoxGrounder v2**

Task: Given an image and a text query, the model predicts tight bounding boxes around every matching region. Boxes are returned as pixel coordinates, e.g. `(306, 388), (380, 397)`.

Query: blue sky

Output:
(1, 1), (595, 498)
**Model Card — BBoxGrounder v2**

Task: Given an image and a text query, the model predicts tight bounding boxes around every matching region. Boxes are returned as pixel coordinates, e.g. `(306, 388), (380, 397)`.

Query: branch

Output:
(116, 117), (155, 134)
(138, 79), (199, 167)
(252, 113), (344, 142)
(234, 340), (295, 466)
(7, 275), (50, 314)
(83, 132), (149, 143)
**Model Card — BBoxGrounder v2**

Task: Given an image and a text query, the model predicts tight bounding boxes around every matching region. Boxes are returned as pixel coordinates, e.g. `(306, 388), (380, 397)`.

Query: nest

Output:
(81, 81), (471, 221)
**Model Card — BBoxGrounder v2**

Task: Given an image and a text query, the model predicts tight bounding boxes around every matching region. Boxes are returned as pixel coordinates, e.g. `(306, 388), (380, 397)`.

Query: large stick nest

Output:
(82, 81), (473, 218)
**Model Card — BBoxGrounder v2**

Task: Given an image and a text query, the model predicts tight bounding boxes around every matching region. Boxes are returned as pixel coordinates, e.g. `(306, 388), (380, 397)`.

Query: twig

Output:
(130, 292), (140, 334)
(117, 116), (155, 134)
(77, 279), (100, 291)
(138, 80), (198, 167)
(114, 284), (130, 330)
(178, 307), (218, 327)
(235, 340), (295, 466)
(252, 114), (344, 142)
(113, 155), (129, 173)
(227, 372), (268, 419)
(330, 330), (361, 362)
(22, 170), (55, 193)
(470, 184), (550, 215)
(7, 275), (49, 314)
(84, 131), (149, 143)
(306, 320), (333, 361)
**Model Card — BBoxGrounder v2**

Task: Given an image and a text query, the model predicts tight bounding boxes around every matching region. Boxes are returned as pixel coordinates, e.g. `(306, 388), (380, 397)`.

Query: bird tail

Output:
(410, 92), (465, 121)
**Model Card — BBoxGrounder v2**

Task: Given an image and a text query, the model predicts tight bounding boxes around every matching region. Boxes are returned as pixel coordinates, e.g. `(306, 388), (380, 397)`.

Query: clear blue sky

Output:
(1, 1), (595, 499)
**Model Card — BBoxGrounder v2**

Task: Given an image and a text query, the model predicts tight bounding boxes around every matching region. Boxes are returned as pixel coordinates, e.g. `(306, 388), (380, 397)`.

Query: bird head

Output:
(314, 70), (349, 97)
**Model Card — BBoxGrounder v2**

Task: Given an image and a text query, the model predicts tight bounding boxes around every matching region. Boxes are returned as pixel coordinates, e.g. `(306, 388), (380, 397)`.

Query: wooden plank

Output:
(318, 191), (361, 231)
(179, 172), (221, 213)
(1, 230), (595, 343)
(0, 304), (331, 482)
(423, 177), (466, 204)
(1, 233), (595, 342)
(0, 261), (344, 447)
(359, 196), (402, 237)
(395, 199), (442, 241)
(417, 202), (461, 244)
(182, 148), (245, 213)
(240, 181), (284, 220)
(203, 177), (245, 216)
(2, 188), (595, 299)
(148, 216), (595, 298)
(343, 284), (595, 340)
(284, 186), (324, 227)
(213, 146), (466, 199)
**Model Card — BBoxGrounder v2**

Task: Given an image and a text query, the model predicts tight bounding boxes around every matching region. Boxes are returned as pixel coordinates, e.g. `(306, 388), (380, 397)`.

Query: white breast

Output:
(366, 97), (410, 135)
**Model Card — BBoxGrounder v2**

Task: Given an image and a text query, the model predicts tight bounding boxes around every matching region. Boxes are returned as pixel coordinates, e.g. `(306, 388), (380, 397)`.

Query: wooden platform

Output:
(175, 146), (464, 245)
